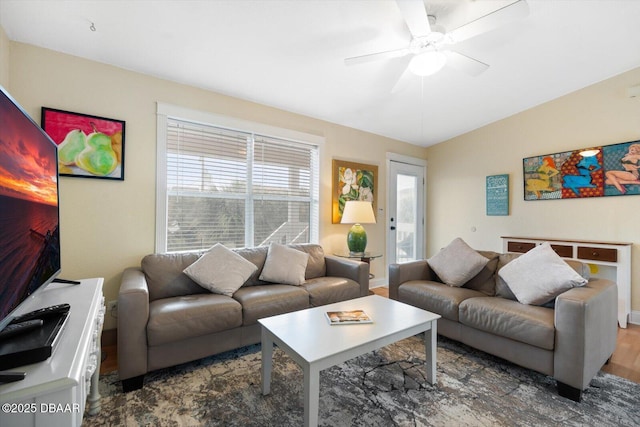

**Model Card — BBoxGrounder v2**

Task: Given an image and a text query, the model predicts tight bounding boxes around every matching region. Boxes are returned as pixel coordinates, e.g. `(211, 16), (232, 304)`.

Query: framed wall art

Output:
(486, 174), (509, 215)
(41, 107), (125, 180)
(332, 159), (377, 223)
(523, 139), (640, 200)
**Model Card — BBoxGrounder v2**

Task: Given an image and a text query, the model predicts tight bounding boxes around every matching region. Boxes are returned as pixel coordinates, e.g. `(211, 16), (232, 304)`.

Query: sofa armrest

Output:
(554, 278), (618, 390)
(117, 267), (150, 381)
(325, 255), (369, 297)
(388, 260), (435, 300)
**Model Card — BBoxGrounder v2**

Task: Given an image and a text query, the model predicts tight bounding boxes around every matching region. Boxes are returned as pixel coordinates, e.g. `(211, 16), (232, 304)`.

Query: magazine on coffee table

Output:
(325, 310), (372, 325)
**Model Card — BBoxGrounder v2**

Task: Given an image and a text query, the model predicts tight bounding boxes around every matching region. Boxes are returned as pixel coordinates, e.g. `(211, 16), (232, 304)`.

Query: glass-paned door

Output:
(388, 160), (425, 264)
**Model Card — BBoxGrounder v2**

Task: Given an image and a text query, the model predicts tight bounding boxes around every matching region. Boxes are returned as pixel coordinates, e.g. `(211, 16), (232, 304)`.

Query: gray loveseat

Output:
(389, 249), (618, 402)
(118, 243), (369, 391)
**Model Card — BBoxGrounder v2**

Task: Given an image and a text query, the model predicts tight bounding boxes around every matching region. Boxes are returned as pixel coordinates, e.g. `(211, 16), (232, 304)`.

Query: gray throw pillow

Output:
(463, 251), (500, 296)
(427, 238), (489, 287)
(259, 243), (309, 286)
(498, 242), (587, 305)
(183, 243), (257, 296)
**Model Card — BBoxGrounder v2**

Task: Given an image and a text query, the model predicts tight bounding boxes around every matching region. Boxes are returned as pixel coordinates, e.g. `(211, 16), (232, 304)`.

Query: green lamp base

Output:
(347, 223), (367, 253)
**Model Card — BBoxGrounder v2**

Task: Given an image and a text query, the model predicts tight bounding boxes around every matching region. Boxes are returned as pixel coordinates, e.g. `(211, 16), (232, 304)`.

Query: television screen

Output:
(0, 85), (61, 331)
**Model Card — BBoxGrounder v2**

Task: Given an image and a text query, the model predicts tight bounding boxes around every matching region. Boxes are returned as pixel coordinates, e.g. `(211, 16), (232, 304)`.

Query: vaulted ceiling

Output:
(2, 0), (640, 147)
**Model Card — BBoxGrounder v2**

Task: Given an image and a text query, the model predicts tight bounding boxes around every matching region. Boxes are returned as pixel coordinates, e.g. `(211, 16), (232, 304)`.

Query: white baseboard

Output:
(370, 277), (387, 288)
(628, 310), (640, 326)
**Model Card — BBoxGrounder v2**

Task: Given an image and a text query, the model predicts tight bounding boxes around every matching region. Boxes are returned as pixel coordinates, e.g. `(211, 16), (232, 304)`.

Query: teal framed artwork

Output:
(486, 174), (509, 216)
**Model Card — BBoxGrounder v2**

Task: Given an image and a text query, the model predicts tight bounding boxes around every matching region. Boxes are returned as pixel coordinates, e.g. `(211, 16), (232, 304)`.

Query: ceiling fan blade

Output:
(448, 0), (529, 43)
(344, 47), (410, 66)
(444, 50), (489, 76)
(396, 0), (431, 37)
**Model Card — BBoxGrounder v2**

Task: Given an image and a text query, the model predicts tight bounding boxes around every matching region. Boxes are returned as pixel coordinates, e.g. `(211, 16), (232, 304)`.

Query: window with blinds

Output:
(161, 117), (319, 253)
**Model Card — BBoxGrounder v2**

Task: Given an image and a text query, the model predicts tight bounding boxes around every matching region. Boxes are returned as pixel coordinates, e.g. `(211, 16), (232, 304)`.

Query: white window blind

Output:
(159, 115), (319, 253)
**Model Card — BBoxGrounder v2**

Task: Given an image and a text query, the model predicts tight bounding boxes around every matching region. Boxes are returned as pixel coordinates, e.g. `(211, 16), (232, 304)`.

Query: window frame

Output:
(156, 103), (322, 253)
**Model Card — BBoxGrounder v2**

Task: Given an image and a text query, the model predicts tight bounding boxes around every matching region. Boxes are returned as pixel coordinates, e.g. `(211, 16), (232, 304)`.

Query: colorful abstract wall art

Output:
(523, 140), (640, 200)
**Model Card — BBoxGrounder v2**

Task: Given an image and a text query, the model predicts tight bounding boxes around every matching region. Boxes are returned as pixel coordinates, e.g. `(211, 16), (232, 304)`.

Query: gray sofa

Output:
(118, 243), (369, 391)
(389, 250), (618, 402)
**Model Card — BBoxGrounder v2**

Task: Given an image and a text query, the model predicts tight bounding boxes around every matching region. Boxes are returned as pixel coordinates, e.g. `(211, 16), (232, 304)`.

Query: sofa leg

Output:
(557, 381), (582, 402)
(122, 375), (145, 392)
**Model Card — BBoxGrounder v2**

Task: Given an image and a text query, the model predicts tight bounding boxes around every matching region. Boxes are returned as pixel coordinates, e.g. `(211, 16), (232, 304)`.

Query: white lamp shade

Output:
(409, 51), (447, 77)
(341, 201), (376, 224)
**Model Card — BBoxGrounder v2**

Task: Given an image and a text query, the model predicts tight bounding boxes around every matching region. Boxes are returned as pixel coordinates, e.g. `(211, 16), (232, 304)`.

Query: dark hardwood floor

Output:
(100, 286), (640, 384)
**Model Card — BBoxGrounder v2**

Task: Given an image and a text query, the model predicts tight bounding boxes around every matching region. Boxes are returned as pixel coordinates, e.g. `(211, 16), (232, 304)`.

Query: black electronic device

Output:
(53, 278), (81, 285)
(0, 84), (62, 337)
(0, 307), (69, 370)
(0, 371), (26, 383)
(0, 319), (44, 341)
(10, 304), (71, 324)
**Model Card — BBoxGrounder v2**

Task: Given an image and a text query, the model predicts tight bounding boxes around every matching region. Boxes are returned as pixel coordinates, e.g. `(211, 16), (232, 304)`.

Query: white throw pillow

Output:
(427, 238), (489, 287)
(183, 243), (257, 296)
(498, 242), (588, 305)
(259, 243), (309, 286)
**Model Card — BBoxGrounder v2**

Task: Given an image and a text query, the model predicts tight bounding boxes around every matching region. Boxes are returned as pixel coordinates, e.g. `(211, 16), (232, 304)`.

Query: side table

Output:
(333, 252), (382, 279)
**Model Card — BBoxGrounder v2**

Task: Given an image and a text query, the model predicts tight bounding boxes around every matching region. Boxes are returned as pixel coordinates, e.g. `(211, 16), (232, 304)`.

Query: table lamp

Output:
(340, 201), (376, 253)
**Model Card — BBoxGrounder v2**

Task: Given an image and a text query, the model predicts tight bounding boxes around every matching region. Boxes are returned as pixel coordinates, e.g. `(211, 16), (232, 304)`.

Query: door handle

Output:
(390, 226), (396, 230)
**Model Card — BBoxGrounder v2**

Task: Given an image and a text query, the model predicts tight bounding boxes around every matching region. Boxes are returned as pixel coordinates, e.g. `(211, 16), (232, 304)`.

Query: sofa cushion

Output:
(234, 246), (270, 287)
(288, 244), (327, 279)
(147, 294), (242, 346)
(463, 250), (500, 296)
(498, 242), (587, 305)
(259, 243), (309, 285)
(565, 259), (590, 280)
(183, 243), (257, 296)
(142, 252), (204, 302)
(427, 238), (489, 287)
(398, 281), (486, 321)
(495, 253), (520, 300)
(235, 244), (327, 287)
(459, 297), (555, 350)
(233, 285), (309, 325)
(302, 276), (360, 307)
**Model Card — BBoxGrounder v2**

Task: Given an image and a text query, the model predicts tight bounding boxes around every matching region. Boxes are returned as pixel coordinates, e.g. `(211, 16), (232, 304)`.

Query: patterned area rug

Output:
(85, 336), (639, 426)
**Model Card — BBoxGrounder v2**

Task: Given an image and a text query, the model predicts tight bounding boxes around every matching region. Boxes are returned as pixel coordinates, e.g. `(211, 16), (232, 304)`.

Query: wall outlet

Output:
(107, 300), (118, 318)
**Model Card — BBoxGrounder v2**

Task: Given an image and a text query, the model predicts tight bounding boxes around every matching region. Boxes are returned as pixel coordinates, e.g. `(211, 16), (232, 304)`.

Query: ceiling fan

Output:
(345, 0), (529, 88)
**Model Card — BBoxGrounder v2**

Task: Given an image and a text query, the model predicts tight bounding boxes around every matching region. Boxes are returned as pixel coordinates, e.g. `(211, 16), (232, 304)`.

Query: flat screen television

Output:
(0, 85), (61, 334)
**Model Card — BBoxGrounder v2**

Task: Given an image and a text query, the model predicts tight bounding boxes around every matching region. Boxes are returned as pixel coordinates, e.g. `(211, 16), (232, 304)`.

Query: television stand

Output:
(0, 278), (104, 427)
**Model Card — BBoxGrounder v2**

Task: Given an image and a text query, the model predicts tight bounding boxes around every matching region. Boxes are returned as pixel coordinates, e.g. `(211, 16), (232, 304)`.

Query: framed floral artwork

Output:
(41, 107), (125, 180)
(332, 159), (377, 223)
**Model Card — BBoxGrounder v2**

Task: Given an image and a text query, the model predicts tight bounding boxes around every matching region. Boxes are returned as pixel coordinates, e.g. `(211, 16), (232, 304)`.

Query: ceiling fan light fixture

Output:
(408, 51), (447, 76)
(579, 149), (600, 157)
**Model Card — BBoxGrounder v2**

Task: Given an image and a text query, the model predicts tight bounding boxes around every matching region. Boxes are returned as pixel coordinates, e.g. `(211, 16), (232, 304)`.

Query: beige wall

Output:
(8, 34), (639, 328)
(7, 42), (426, 330)
(0, 25), (9, 87)
(426, 66), (640, 317)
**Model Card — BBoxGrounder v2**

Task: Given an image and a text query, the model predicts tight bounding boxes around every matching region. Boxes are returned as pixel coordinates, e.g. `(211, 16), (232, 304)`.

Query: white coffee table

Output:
(259, 295), (440, 427)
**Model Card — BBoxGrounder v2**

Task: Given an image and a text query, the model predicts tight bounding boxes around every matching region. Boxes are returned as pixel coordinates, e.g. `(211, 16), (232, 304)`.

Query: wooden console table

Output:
(501, 237), (632, 328)
(0, 278), (105, 426)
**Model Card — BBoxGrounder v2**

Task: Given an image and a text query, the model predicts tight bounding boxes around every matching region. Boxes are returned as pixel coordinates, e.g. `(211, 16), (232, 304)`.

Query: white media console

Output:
(0, 278), (104, 427)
